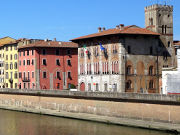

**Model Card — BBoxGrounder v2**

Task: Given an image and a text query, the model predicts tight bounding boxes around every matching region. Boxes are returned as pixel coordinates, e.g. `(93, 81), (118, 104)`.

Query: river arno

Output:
(0, 109), (175, 135)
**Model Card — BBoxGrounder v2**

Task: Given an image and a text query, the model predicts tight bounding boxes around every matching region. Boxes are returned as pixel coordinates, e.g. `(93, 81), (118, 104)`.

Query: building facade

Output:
(0, 37), (17, 88)
(18, 40), (78, 90)
(4, 42), (19, 88)
(72, 4), (175, 93)
(162, 41), (180, 94)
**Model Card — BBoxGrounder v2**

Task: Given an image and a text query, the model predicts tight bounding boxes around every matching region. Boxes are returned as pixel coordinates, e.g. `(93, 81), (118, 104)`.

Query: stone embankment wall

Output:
(0, 89), (180, 124)
(1, 89), (180, 133)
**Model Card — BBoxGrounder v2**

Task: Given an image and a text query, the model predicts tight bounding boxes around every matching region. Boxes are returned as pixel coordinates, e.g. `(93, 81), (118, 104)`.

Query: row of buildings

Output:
(0, 3), (179, 93)
(0, 37), (78, 90)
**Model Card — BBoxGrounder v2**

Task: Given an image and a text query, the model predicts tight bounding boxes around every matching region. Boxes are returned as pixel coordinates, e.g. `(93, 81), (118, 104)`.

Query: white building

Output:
(162, 41), (180, 94)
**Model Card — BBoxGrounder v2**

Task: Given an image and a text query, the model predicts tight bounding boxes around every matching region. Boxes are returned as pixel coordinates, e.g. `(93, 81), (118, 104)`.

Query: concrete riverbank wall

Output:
(0, 89), (180, 133)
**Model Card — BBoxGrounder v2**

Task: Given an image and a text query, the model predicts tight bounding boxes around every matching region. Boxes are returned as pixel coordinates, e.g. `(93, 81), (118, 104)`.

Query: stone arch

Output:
(136, 61), (145, 93)
(126, 60), (134, 75)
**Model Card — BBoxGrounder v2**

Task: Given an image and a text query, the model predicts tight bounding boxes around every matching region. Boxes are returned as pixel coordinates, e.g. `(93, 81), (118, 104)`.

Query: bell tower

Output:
(145, 4), (175, 68)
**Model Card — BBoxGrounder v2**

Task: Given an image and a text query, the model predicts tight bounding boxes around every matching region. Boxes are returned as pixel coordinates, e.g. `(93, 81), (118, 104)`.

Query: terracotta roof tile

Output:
(71, 25), (160, 41)
(18, 41), (78, 49)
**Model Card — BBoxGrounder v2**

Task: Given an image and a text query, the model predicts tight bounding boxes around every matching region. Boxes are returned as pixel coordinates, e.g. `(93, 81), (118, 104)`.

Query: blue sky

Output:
(0, 0), (180, 41)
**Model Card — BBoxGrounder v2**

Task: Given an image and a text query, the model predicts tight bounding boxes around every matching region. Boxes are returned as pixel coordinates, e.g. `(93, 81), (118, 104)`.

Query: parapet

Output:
(145, 4), (173, 11)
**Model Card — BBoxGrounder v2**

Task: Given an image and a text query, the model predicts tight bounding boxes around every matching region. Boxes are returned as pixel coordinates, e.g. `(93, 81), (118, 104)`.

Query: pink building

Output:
(18, 40), (78, 90)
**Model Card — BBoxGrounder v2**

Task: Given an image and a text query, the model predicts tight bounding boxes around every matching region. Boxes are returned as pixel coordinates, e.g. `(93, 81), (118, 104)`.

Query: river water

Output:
(0, 109), (174, 135)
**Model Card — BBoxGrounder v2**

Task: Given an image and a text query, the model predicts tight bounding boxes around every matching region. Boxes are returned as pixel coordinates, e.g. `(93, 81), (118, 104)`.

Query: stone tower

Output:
(145, 4), (175, 68)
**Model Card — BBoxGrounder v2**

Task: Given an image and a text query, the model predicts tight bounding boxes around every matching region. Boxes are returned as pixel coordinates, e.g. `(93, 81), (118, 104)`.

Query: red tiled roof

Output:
(174, 41), (180, 46)
(71, 25), (160, 41)
(18, 40), (78, 49)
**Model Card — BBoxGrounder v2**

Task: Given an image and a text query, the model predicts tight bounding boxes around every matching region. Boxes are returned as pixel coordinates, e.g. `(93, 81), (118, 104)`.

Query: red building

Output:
(18, 40), (78, 90)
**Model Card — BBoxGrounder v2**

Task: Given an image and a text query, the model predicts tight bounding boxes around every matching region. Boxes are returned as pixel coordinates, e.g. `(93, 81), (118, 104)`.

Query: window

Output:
(149, 66), (153, 76)
(10, 46), (12, 50)
(42, 49), (46, 55)
(80, 49), (84, 57)
(56, 71), (60, 79)
(32, 72), (34, 78)
(24, 83), (26, 89)
(67, 49), (71, 55)
(88, 83), (91, 91)
(112, 45), (117, 54)
(23, 60), (26, 66)
(56, 49), (60, 55)
(126, 66), (132, 75)
(19, 52), (21, 57)
(162, 25), (164, 34)
(14, 54), (17, 60)
(23, 51), (25, 56)
(6, 47), (8, 51)
(19, 61), (21, 66)
(43, 72), (47, 78)
(56, 59), (60, 66)
(14, 72), (18, 79)
(10, 55), (13, 60)
(112, 83), (117, 92)
(6, 72), (8, 79)
(127, 46), (131, 53)
(42, 59), (47, 65)
(28, 83), (30, 89)
(5, 63), (8, 70)
(28, 72), (30, 79)
(32, 83), (35, 89)
(94, 47), (99, 57)
(126, 80), (132, 89)
(14, 62), (17, 69)
(168, 41), (171, 47)
(104, 83), (108, 91)
(150, 46), (153, 55)
(10, 63), (13, 69)
(14, 46), (17, 50)
(32, 59), (34, 65)
(32, 50), (34, 55)
(67, 60), (71, 66)
(27, 50), (29, 56)
(6, 55), (8, 60)
(19, 72), (22, 78)
(95, 83), (99, 91)
(163, 51), (168, 60)
(27, 60), (30, 65)
(23, 72), (26, 79)
(149, 80), (154, 89)
(15, 83), (17, 88)
(68, 72), (71, 79)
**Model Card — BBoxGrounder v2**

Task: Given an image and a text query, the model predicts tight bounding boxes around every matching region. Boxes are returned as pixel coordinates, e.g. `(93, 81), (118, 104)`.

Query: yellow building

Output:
(0, 37), (16, 88)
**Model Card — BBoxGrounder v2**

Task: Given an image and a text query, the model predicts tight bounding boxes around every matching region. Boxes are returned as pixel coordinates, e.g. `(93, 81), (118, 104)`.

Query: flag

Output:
(99, 43), (105, 51)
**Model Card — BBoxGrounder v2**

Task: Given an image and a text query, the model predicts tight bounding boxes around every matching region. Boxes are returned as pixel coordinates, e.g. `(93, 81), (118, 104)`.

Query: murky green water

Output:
(0, 109), (175, 135)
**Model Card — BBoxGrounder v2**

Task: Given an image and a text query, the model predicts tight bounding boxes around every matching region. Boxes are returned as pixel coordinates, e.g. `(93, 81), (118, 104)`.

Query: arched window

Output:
(162, 25), (164, 34)
(80, 49), (84, 57)
(126, 80), (132, 89)
(149, 80), (154, 89)
(149, 66), (153, 76)
(126, 65), (132, 75)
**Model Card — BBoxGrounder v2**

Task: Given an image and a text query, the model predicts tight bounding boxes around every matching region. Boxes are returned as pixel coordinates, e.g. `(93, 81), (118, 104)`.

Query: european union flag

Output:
(99, 43), (105, 51)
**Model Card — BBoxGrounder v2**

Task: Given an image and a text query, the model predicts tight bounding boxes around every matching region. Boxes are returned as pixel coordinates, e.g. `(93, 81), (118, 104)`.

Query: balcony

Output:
(22, 77), (30, 82)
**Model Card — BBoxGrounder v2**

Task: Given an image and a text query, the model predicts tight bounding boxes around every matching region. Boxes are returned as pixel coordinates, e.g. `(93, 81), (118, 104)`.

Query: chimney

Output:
(119, 24), (124, 30)
(102, 27), (106, 31)
(98, 27), (102, 32)
(54, 38), (56, 41)
(116, 25), (120, 29)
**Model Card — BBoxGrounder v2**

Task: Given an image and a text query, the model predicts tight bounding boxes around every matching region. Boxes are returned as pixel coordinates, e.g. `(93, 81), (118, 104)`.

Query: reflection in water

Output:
(0, 109), (173, 135)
